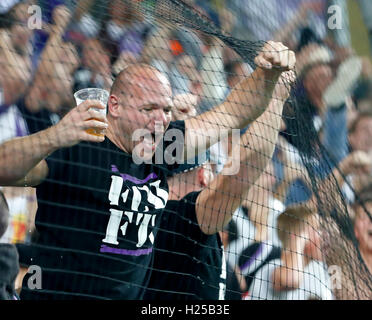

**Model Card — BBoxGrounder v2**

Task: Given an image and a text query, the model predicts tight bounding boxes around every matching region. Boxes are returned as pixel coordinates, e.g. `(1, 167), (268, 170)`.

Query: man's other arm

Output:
(195, 72), (295, 234)
(184, 41), (296, 159)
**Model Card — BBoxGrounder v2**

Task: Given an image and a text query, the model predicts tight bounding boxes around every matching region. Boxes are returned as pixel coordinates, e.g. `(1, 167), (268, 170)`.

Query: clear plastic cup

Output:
(74, 88), (109, 137)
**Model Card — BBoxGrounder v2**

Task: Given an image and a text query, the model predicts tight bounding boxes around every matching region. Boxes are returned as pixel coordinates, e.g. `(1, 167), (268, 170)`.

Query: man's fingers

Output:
(263, 41), (281, 64)
(82, 132), (106, 143)
(280, 49), (291, 69)
(85, 109), (108, 122)
(78, 100), (106, 112)
(288, 51), (296, 70)
(82, 120), (109, 130)
(254, 55), (272, 69)
(258, 41), (295, 71)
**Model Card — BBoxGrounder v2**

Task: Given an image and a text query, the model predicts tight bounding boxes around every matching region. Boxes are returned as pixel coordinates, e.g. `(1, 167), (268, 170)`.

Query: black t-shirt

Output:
(145, 191), (225, 301)
(21, 120), (185, 300)
(16, 96), (60, 135)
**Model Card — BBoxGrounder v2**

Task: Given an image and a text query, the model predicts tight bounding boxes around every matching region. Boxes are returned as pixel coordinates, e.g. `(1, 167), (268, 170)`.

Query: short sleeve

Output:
(165, 191), (209, 244)
(43, 147), (71, 182)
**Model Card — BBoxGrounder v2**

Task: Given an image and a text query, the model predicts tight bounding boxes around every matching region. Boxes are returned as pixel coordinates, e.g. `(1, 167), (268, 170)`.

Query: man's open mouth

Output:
(141, 133), (156, 151)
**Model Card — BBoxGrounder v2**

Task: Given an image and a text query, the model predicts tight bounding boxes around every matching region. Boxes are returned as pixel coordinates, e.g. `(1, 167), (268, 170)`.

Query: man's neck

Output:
(106, 123), (130, 154)
(169, 183), (190, 201)
(168, 178), (197, 201)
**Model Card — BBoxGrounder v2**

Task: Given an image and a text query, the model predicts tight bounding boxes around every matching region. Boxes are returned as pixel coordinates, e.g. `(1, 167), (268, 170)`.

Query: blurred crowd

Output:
(0, 0), (372, 300)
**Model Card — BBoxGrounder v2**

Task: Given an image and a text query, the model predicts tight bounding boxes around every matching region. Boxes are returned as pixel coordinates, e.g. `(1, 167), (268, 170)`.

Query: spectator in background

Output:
(352, 77), (372, 113)
(246, 148), (371, 299)
(34, 5), (77, 76)
(0, 0), (34, 106)
(285, 42), (334, 150)
(74, 38), (112, 91)
(353, 186), (372, 274)
(19, 58), (77, 134)
(31, 0), (73, 67)
(0, 4), (77, 273)
(317, 150), (372, 300)
(68, 0), (107, 41)
(249, 204), (333, 300)
(335, 109), (372, 203)
(145, 160), (227, 300)
(99, 0), (147, 64)
(226, 163), (283, 299)
(190, 4), (229, 112)
(227, 0), (326, 46)
(142, 26), (204, 105)
(0, 4), (78, 140)
(282, 36), (366, 205)
(293, 29), (367, 165)
(0, 190), (20, 300)
(348, 110), (372, 154)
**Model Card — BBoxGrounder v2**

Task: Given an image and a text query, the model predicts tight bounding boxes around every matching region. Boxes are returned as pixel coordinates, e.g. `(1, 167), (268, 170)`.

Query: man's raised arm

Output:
(184, 41), (295, 158)
(195, 71), (295, 235)
(0, 101), (107, 186)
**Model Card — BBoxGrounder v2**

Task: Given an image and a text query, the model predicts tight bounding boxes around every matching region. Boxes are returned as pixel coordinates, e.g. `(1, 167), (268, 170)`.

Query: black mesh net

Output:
(0, 0), (371, 300)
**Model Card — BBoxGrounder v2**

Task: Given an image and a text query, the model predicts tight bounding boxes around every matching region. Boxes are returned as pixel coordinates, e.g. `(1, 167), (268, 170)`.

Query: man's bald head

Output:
(111, 63), (171, 99)
(106, 63), (174, 157)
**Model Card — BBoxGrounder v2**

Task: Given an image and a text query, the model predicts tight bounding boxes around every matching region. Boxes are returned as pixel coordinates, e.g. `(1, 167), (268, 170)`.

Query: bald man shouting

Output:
(0, 41), (295, 299)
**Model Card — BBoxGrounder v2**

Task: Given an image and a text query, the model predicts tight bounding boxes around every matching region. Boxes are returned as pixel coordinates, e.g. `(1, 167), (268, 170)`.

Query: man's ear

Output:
(197, 167), (206, 188)
(107, 94), (121, 118)
(198, 167), (211, 188)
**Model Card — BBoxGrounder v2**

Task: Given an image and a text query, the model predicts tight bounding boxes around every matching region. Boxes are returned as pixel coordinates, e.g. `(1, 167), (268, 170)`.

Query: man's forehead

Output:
(127, 70), (172, 104)
(131, 69), (170, 90)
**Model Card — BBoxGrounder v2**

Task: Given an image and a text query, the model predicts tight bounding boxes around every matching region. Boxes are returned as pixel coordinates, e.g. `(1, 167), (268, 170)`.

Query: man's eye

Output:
(165, 109), (172, 114)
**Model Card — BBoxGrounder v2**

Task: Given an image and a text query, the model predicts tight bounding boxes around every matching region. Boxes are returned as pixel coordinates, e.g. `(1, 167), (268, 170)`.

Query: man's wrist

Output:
(42, 126), (62, 153)
(260, 67), (282, 82)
